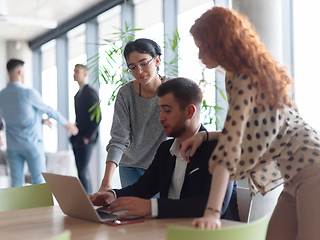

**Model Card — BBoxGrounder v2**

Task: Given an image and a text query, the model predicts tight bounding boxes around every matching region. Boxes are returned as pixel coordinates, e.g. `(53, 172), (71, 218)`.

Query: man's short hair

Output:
(75, 64), (88, 71)
(7, 59), (24, 72)
(157, 77), (203, 110)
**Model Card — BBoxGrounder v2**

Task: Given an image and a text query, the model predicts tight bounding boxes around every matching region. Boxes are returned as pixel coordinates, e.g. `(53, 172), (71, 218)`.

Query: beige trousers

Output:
(266, 163), (320, 240)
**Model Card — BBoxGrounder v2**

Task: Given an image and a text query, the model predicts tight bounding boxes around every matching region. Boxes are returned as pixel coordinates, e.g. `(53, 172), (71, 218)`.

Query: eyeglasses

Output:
(127, 58), (154, 74)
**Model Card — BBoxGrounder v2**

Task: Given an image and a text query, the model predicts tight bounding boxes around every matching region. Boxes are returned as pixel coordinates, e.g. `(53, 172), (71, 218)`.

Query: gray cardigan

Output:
(106, 79), (169, 169)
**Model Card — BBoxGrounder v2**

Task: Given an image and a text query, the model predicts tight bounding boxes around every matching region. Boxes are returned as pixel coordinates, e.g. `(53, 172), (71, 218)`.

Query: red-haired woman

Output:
(181, 6), (320, 239)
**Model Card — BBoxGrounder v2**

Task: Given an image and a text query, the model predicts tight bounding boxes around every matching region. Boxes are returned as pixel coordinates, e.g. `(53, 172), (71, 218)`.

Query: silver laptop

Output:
(42, 172), (121, 223)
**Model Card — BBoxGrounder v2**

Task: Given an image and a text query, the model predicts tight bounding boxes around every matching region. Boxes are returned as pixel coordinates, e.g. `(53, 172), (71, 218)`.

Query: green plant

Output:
(85, 23), (142, 123)
(163, 28), (180, 78)
(198, 78), (227, 129)
(87, 22), (142, 106)
(88, 100), (101, 123)
(215, 86), (228, 130)
(87, 23), (181, 106)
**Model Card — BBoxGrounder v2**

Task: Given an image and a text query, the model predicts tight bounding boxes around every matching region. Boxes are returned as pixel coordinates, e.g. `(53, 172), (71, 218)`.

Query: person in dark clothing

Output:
(90, 77), (239, 220)
(70, 64), (101, 194)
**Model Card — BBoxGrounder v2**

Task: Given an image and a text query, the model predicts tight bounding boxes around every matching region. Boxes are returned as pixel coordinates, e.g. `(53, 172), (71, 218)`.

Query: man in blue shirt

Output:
(0, 59), (79, 187)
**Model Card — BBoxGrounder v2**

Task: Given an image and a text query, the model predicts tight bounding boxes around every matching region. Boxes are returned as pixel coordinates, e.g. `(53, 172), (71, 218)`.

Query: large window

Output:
(67, 24), (87, 123)
(41, 40), (58, 153)
(178, 0), (217, 130)
(134, 0), (164, 75)
(293, 0), (320, 131)
(178, 0), (214, 80)
(98, 5), (122, 189)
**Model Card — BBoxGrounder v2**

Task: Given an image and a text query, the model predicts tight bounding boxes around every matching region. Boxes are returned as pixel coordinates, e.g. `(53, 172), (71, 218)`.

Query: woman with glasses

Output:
(97, 38), (168, 192)
(180, 6), (320, 239)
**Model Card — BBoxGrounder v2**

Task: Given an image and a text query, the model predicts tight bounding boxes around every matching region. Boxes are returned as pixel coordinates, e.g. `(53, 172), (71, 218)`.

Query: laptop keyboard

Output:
(97, 211), (117, 220)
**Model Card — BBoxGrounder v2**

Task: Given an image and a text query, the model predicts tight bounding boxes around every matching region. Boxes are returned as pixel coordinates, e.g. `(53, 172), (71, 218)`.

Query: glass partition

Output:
(41, 40), (58, 153)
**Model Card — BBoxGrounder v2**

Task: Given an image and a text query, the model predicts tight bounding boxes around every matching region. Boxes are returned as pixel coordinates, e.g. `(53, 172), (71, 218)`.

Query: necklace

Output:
(139, 74), (164, 97)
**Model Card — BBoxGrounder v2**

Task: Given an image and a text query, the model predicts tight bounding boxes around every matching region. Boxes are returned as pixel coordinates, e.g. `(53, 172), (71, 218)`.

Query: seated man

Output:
(90, 77), (239, 220)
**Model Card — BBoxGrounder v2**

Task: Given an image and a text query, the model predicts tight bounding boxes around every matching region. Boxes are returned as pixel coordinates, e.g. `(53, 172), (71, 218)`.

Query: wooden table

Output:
(0, 206), (241, 240)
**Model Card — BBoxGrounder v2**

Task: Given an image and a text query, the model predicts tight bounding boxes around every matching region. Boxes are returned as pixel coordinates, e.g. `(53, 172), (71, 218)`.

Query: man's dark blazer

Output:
(70, 84), (101, 144)
(114, 125), (237, 219)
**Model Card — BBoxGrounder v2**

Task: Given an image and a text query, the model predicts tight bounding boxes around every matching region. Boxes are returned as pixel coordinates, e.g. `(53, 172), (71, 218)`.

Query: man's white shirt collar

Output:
(169, 124), (201, 159)
(151, 124), (202, 217)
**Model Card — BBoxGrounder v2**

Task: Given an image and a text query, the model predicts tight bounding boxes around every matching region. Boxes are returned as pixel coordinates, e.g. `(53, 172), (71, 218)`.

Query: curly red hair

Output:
(190, 7), (292, 109)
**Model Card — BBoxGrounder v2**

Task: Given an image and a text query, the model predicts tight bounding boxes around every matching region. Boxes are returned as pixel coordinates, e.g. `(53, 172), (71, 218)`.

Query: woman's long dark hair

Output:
(123, 38), (162, 63)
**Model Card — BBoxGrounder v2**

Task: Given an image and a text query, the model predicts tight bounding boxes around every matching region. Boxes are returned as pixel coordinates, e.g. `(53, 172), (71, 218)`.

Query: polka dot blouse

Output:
(208, 72), (320, 196)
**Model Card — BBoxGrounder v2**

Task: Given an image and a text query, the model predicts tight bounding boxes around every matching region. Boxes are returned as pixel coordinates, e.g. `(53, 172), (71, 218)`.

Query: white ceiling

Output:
(0, 0), (104, 42)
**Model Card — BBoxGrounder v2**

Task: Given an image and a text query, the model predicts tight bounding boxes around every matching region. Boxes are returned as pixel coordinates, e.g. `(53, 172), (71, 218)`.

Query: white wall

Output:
(5, 41), (32, 88)
(0, 40), (32, 90)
